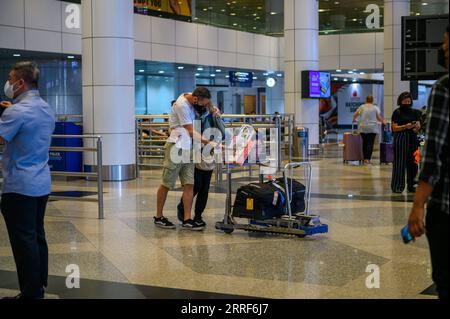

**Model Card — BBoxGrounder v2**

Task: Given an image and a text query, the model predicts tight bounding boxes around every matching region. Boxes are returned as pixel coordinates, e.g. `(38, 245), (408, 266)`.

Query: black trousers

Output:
(426, 206), (449, 300)
(391, 132), (419, 192)
(1, 193), (49, 299)
(360, 133), (377, 161)
(178, 168), (213, 221)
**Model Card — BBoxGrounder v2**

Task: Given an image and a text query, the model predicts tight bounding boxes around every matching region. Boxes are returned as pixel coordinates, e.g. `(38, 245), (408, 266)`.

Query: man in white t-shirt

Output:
(353, 95), (385, 164)
(155, 87), (217, 231)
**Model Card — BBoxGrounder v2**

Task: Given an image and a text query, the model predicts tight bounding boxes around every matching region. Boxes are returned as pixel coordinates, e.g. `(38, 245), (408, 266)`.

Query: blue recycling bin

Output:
(49, 122), (83, 172)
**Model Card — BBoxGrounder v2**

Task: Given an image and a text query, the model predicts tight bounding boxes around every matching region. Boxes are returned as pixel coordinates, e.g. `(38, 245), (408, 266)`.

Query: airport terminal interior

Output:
(0, 0), (448, 299)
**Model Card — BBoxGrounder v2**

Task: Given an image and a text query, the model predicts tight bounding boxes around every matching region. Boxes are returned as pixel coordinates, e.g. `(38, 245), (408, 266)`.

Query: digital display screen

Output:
(229, 71), (253, 87)
(302, 71), (331, 99)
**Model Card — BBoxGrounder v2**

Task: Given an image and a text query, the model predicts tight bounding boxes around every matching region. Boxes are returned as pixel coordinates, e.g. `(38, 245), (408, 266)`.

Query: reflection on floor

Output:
(0, 151), (437, 299)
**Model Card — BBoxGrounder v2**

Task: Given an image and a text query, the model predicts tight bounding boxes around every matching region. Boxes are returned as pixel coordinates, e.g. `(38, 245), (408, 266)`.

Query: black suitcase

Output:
(232, 183), (285, 220)
(272, 178), (306, 214)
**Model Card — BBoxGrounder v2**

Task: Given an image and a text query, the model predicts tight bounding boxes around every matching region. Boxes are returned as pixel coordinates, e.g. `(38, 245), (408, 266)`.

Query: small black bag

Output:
(271, 178), (306, 214)
(232, 183), (285, 220)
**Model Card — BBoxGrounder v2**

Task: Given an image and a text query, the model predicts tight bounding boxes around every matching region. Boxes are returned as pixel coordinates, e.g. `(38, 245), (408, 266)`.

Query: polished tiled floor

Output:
(0, 147), (436, 299)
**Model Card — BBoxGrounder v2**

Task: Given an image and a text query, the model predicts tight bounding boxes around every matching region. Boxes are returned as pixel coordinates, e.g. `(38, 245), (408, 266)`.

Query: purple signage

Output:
(309, 71), (322, 98)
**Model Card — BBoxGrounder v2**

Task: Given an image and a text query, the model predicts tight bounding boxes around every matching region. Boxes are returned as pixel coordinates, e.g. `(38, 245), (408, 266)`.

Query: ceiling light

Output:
(13, 54), (21, 57)
(343, 78), (348, 82)
(158, 70), (165, 74)
(359, 72), (365, 75)
(334, 78), (338, 81)
(139, 69), (145, 73)
(67, 55), (75, 59)
(178, 66), (184, 70)
(197, 67), (204, 71)
(422, 2), (428, 5)
(216, 69), (222, 72)
(348, 71), (354, 74)
(230, 13), (236, 16)
(270, 12), (277, 15)
(253, 77), (258, 80)
(276, 73), (283, 77)
(336, 69), (342, 72)
(195, 73), (200, 76)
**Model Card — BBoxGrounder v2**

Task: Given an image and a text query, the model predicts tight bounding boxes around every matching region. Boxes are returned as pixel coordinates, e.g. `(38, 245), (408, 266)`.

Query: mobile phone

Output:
(401, 224), (413, 244)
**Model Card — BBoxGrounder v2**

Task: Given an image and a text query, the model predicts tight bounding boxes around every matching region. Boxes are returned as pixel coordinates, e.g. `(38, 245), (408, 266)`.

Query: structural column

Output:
(82, 0), (136, 181)
(284, 0), (320, 146)
(384, 0), (410, 119)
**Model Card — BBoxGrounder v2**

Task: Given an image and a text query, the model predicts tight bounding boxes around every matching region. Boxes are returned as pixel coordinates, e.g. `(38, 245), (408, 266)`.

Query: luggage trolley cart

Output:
(215, 162), (329, 238)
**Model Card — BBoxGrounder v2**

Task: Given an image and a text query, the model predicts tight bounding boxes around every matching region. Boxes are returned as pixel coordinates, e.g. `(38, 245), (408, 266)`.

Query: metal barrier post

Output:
(135, 119), (140, 178)
(276, 115), (282, 172)
(96, 137), (104, 220)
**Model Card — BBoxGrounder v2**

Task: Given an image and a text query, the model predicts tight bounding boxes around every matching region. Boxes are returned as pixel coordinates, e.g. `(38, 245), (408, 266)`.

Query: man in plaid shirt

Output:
(408, 26), (449, 300)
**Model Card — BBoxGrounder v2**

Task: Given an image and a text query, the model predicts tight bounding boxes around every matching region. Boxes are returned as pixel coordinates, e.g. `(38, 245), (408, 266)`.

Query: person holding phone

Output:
(391, 92), (422, 193)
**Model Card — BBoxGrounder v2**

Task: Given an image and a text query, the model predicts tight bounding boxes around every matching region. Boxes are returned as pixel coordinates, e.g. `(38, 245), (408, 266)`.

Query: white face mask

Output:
(4, 80), (22, 99)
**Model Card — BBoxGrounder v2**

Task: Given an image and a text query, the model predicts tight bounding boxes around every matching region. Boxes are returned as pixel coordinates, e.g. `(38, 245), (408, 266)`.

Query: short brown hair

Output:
(12, 61), (40, 88)
(193, 86), (211, 100)
(366, 95), (374, 103)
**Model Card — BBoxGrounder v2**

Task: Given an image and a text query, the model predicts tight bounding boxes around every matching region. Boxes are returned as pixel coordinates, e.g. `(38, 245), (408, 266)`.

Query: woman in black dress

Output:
(391, 92), (422, 193)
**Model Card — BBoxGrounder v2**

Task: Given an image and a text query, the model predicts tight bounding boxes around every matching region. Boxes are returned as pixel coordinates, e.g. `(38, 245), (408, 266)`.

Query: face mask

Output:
(193, 104), (205, 114)
(401, 103), (412, 108)
(3, 80), (21, 99)
(437, 46), (446, 68)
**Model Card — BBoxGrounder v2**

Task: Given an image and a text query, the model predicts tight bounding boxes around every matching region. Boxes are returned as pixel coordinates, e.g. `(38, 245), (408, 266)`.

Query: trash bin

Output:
(49, 122), (83, 172)
(293, 127), (309, 159)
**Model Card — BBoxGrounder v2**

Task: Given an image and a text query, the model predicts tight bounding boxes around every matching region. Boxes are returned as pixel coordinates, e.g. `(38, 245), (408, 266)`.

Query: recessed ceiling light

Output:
(67, 55), (75, 59)
(230, 13), (236, 16)
(360, 72), (365, 75)
(13, 54), (21, 57)
(336, 69), (342, 72)
(422, 2), (428, 5)
(343, 78), (348, 82)
(277, 74), (283, 77)
(270, 12), (277, 15)
(178, 66), (184, 70)
(158, 70), (165, 74)
(197, 67), (203, 71)
(195, 73), (200, 76)
(210, 74), (216, 77)
(139, 69), (145, 73)
(226, 75), (230, 78)
(253, 77), (257, 80)
(334, 78), (338, 81)
(216, 69), (222, 72)
(348, 71), (354, 74)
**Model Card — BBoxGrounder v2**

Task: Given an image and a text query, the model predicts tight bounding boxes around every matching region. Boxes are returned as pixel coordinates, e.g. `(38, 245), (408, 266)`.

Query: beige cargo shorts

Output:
(161, 142), (195, 190)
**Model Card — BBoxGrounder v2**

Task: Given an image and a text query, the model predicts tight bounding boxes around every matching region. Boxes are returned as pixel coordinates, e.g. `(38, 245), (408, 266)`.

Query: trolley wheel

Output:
(223, 228), (234, 235)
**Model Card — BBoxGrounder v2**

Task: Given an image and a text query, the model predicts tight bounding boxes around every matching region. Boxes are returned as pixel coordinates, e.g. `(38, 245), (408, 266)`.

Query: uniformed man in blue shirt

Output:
(0, 62), (55, 299)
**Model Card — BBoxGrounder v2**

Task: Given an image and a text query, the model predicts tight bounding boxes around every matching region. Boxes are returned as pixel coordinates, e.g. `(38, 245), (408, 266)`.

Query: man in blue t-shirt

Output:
(0, 62), (55, 299)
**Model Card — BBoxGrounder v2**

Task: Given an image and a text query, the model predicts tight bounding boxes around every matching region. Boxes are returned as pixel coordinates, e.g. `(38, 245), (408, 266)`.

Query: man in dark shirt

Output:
(408, 27), (449, 301)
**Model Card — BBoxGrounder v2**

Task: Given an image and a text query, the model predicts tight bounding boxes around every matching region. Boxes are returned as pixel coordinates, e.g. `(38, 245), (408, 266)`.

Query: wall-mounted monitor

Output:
(229, 71), (253, 88)
(402, 14), (449, 80)
(301, 71), (331, 99)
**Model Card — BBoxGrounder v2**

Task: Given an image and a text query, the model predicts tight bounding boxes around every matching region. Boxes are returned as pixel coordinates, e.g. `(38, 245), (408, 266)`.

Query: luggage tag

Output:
(246, 198), (254, 210)
(273, 192), (279, 206)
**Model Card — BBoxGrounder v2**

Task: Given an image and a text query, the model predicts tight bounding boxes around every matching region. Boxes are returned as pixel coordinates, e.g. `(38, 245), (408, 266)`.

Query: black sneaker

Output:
(194, 218), (207, 228)
(154, 216), (176, 229)
(182, 219), (205, 231)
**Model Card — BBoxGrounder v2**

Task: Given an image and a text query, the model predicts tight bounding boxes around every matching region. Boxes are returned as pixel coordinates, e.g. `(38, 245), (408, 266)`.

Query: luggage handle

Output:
(283, 162), (312, 218)
(352, 122), (358, 134)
